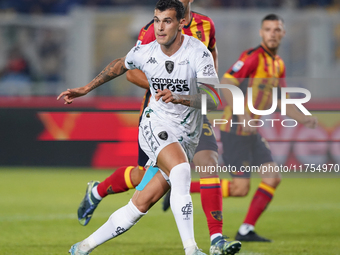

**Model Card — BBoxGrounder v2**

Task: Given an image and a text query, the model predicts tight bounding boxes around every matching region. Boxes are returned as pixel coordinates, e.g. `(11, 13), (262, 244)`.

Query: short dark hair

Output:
(262, 14), (284, 24)
(155, 0), (185, 21)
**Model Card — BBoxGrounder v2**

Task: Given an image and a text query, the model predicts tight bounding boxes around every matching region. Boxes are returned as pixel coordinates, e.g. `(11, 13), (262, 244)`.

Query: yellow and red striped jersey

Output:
(220, 44), (287, 136)
(136, 11), (216, 50)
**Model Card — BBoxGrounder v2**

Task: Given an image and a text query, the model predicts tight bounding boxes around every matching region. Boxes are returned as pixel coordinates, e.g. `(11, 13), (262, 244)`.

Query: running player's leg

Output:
(77, 91), (153, 226)
(93, 142), (148, 198)
(139, 108), (207, 255)
(237, 160), (280, 242)
(231, 134), (279, 242)
(157, 142), (201, 255)
(192, 118), (224, 244)
(220, 130), (252, 199)
(77, 144), (148, 226)
(70, 170), (170, 254)
(183, 118), (241, 254)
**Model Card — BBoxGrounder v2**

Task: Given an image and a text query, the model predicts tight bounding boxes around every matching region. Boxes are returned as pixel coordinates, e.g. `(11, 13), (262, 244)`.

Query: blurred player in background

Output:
(219, 14), (318, 242)
(76, 0), (240, 254)
(58, 1), (241, 254)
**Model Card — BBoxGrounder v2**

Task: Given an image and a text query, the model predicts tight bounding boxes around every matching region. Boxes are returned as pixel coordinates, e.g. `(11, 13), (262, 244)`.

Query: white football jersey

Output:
(125, 34), (218, 141)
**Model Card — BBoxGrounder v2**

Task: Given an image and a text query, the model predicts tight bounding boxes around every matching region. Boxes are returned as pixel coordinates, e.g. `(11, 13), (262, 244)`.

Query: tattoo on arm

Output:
(88, 57), (128, 91)
(172, 92), (217, 110)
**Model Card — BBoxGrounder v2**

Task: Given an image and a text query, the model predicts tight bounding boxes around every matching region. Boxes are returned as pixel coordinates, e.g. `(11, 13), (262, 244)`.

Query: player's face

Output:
(154, 8), (185, 46)
(260, 20), (285, 52)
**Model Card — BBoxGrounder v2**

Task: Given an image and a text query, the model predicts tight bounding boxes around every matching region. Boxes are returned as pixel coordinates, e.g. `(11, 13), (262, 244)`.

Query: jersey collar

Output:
(183, 11), (193, 29)
(260, 43), (277, 60)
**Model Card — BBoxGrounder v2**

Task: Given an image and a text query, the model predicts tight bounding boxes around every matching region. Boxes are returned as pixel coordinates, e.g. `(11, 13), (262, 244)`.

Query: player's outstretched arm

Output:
(155, 89), (219, 110)
(57, 57), (128, 104)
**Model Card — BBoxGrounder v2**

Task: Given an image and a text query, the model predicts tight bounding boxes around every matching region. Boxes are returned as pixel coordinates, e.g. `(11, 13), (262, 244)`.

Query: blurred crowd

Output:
(0, 0), (339, 96)
(0, 26), (64, 95)
(0, 0), (339, 15)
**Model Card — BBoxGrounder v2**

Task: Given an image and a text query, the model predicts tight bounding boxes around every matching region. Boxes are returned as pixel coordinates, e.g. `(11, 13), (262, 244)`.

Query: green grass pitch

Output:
(0, 167), (339, 255)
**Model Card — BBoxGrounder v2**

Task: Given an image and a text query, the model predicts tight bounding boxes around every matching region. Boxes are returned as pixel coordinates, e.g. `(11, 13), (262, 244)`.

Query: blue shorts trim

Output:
(135, 165), (159, 191)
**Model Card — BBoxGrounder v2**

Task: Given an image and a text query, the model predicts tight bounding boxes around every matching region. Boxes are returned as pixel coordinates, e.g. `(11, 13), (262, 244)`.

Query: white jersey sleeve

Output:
(124, 45), (148, 70)
(194, 47), (219, 82)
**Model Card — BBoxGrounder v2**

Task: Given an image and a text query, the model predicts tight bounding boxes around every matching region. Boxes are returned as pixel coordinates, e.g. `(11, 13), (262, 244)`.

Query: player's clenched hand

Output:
(155, 89), (180, 104)
(302, 116), (318, 129)
(57, 87), (88, 104)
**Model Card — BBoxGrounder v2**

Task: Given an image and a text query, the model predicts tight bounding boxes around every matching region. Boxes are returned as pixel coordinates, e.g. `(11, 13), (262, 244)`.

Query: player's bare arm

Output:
(210, 45), (218, 74)
(126, 69), (150, 90)
(155, 88), (218, 110)
(57, 57), (128, 104)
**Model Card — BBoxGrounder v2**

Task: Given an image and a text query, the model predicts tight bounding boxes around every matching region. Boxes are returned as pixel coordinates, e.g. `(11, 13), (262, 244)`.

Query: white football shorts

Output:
(138, 107), (197, 167)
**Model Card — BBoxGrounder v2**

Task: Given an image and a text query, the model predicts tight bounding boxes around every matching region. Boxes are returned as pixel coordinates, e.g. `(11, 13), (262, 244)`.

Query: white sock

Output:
(78, 199), (146, 252)
(210, 233), (222, 243)
(184, 243), (198, 255)
(238, 223), (254, 235)
(92, 185), (102, 200)
(169, 162), (197, 251)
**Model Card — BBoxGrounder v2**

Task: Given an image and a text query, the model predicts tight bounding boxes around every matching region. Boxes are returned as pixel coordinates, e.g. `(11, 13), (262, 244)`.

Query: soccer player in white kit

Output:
(57, 1), (240, 254)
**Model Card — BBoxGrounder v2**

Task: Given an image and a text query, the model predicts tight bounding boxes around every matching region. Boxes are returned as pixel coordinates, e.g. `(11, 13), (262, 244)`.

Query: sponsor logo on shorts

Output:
(158, 131), (168, 140)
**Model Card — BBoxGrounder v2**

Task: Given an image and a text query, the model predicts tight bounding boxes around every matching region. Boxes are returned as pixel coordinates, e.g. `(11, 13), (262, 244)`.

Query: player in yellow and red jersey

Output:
(219, 14), (317, 242)
(77, 1), (242, 254)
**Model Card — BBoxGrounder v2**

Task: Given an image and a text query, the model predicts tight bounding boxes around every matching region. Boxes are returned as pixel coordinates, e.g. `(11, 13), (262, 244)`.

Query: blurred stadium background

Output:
(1, 1), (340, 255)
(1, 0), (340, 168)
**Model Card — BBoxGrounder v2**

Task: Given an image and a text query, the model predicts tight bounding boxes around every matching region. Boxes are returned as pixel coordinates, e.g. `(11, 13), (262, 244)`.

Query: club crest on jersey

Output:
(165, 61), (174, 74)
(196, 31), (202, 41)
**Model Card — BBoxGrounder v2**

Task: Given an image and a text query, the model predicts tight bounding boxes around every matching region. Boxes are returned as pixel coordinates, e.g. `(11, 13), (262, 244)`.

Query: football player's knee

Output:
(272, 177), (281, 187)
(235, 187), (250, 197)
(131, 166), (145, 186)
(133, 201), (149, 213)
(263, 177), (281, 188)
(197, 159), (219, 178)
